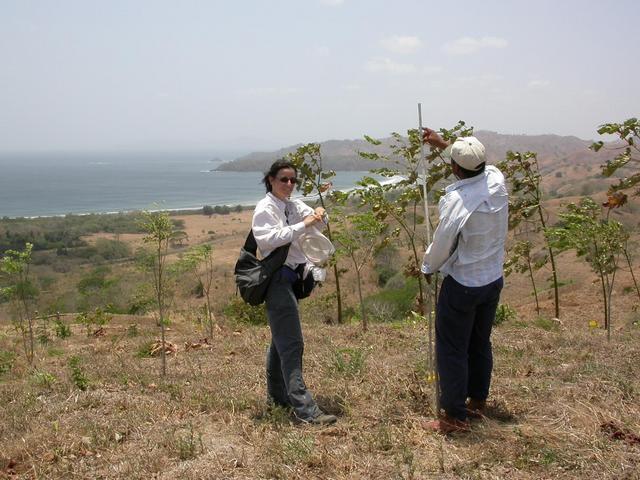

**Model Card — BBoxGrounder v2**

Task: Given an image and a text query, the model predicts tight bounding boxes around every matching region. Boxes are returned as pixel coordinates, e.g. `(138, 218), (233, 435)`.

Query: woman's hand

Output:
(303, 214), (322, 227)
(314, 207), (326, 218)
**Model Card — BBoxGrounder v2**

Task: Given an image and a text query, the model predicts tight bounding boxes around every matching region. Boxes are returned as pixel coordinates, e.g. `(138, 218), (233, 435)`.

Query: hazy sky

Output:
(1, 0), (637, 153)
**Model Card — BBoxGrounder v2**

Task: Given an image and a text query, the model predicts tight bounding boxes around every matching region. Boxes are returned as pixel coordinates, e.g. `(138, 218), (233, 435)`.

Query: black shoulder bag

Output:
(234, 230), (290, 306)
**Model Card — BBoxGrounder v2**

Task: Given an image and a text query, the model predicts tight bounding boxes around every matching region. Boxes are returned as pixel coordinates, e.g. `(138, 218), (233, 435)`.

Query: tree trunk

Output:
(537, 209), (560, 318)
(318, 200), (343, 324)
(157, 243), (166, 377)
(599, 271), (608, 331)
(355, 265), (367, 331)
(624, 248), (640, 301)
(527, 258), (540, 314)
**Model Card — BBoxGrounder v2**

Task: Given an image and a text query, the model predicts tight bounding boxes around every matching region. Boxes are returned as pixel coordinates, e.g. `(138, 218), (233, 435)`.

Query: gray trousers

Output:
(265, 267), (321, 421)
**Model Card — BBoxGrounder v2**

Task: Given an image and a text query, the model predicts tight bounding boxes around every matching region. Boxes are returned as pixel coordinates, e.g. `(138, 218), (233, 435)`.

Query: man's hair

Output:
(453, 160), (485, 179)
(262, 160), (297, 193)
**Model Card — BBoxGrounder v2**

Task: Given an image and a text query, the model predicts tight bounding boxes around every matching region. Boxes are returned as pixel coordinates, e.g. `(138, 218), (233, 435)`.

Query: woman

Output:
(252, 160), (337, 425)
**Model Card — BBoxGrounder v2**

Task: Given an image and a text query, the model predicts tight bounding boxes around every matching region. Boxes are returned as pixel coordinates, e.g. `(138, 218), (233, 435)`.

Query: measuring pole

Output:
(418, 103), (440, 415)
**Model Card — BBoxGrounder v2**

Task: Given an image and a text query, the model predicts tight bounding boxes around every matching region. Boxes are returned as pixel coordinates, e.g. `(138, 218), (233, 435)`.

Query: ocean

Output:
(0, 152), (375, 218)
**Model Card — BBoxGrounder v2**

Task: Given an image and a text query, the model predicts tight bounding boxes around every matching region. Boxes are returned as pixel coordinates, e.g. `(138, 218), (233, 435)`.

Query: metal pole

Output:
(417, 103), (440, 416)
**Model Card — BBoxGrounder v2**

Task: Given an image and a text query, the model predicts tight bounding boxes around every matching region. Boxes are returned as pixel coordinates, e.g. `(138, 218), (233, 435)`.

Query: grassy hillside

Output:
(0, 290), (638, 479)
(0, 203), (639, 479)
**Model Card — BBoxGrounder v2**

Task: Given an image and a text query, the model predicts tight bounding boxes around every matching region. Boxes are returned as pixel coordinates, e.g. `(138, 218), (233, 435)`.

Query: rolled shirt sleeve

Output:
(421, 197), (459, 274)
(252, 204), (306, 254)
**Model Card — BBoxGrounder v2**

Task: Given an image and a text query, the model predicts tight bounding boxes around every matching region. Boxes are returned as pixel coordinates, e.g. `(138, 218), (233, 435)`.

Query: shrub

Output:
(0, 349), (16, 375)
(68, 356), (89, 391)
(494, 304), (517, 326)
(77, 308), (112, 336)
(300, 293), (336, 324)
(54, 319), (72, 339)
(136, 341), (155, 358)
(223, 297), (267, 326)
(94, 238), (131, 260)
(172, 423), (204, 461)
(31, 370), (57, 388)
(202, 205), (214, 216)
(330, 347), (367, 377)
(127, 293), (155, 315)
(535, 316), (560, 331)
(374, 245), (400, 287)
(364, 278), (419, 323)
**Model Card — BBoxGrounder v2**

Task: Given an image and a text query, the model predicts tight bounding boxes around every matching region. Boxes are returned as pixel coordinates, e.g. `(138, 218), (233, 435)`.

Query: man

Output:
(421, 129), (508, 434)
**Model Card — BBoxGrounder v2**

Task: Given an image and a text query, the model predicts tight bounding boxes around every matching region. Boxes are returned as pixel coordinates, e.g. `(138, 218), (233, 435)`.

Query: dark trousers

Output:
(436, 275), (503, 421)
(265, 267), (320, 421)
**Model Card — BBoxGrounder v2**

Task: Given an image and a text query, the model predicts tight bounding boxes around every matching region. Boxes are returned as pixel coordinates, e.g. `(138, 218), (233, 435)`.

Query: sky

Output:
(0, 0), (638, 153)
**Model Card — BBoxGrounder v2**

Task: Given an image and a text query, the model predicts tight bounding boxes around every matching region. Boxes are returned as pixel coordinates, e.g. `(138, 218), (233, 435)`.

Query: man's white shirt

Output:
(421, 165), (508, 287)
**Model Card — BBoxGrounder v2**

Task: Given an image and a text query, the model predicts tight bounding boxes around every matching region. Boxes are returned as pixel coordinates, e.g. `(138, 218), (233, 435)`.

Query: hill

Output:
(215, 131), (601, 173)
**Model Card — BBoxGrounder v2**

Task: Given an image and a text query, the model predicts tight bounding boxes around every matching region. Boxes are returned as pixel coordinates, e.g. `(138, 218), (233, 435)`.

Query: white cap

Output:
(442, 136), (486, 171)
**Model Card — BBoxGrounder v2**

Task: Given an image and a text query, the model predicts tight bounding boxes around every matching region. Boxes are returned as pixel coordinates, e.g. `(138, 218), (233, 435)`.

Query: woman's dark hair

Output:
(262, 160), (297, 193)
(452, 160), (485, 179)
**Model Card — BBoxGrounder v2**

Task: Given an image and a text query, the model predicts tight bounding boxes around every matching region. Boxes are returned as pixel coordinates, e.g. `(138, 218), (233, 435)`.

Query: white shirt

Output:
(421, 165), (508, 287)
(252, 192), (325, 268)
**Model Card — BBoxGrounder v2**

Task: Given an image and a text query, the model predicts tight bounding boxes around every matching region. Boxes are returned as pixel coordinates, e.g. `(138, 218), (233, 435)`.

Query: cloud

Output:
(343, 84), (361, 91)
(319, 0), (344, 5)
(527, 79), (551, 88)
(443, 36), (508, 55)
(380, 35), (422, 55)
(422, 66), (444, 75)
(313, 46), (330, 57)
(236, 87), (303, 97)
(365, 57), (416, 74)
(452, 74), (504, 88)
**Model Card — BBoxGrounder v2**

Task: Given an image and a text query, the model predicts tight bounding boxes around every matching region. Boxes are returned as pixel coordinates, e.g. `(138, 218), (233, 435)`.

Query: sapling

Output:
(549, 197), (626, 340)
(288, 143), (344, 323)
(173, 244), (218, 338)
(498, 151), (561, 318)
(333, 211), (388, 331)
(140, 210), (175, 376)
(591, 118), (640, 198)
(0, 243), (38, 364)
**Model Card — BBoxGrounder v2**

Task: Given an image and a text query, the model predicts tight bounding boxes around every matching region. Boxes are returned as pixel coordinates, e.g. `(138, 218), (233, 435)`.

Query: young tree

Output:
(497, 151), (561, 318)
(504, 240), (542, 314)
(333, 212), (388, 331)
(591, 118), (640, 198)
(0, 243), (38, 364)
(288, 143), (345, 324)
(549, 198), (626, 340)
(173, 244), (218, 339)
(140, 211), (175, 376)
(358, 122), (473, 315)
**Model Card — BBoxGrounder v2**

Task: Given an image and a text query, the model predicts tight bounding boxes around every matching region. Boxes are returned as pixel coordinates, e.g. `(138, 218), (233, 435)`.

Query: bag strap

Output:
(243, 230), (259, 255)
(243, 229), (291, 263)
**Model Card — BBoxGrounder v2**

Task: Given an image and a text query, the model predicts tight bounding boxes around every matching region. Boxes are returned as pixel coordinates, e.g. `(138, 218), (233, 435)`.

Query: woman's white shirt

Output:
(252, 192), (324, 268)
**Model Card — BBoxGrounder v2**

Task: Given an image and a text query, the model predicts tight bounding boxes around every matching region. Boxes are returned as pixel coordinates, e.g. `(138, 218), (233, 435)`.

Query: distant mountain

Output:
(215, 138), (390, 172)
(215, 131), (600, 172)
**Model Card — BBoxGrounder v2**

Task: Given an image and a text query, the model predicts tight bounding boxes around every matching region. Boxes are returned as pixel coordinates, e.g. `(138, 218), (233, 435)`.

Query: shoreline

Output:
(1, 174), (401, 221)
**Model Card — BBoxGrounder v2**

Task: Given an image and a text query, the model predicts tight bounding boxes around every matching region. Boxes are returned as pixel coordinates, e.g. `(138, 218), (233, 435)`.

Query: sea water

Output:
(0, 152), (376, 218)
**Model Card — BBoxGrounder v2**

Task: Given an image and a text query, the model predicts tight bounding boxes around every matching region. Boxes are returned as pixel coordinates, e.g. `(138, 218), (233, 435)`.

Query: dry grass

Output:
(1, 294), (639, 479)
(1, 207), (640, 479)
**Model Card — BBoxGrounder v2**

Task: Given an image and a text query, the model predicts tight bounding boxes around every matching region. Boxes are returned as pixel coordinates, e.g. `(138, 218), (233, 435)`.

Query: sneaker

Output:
(424, 415), (470, 434)
(310, 413), (337, 425)
(296, 412), (338, 425)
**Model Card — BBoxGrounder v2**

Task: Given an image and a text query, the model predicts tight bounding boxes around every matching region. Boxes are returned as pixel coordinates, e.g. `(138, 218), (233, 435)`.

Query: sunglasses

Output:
(276, 176), (298, 184)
